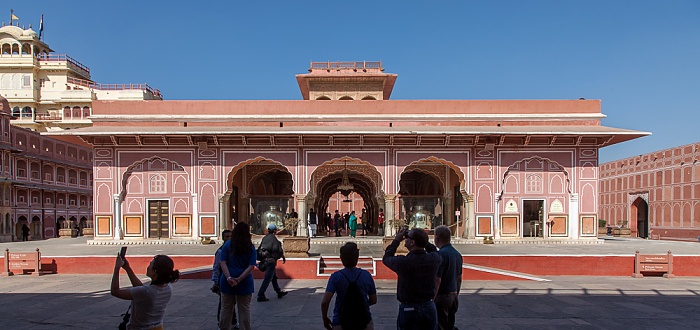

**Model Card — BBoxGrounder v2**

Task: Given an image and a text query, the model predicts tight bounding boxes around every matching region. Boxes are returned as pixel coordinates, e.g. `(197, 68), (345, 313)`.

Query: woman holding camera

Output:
(111, 254), (180, 330)
(219, 222), (257, 330)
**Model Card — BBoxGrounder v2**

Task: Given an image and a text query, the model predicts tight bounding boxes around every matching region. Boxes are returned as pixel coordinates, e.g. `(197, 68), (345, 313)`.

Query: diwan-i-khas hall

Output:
(57, 61), (647, 242)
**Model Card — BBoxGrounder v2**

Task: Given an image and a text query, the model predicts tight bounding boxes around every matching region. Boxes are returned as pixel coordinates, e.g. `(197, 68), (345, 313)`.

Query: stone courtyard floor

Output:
(1, 274), (700, 329)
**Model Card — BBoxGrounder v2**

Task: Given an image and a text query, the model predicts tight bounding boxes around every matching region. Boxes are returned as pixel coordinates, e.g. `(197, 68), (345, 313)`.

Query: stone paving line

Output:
(1, 236), (699, 258)
(2, 274), (700, 329)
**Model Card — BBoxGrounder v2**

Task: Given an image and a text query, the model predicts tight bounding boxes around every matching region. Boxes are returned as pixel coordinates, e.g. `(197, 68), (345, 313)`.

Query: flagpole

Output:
(10, 9), (13, 25)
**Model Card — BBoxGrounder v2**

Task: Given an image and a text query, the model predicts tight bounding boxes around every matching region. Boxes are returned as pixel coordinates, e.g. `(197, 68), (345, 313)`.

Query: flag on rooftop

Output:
(39, 15), (44, 39)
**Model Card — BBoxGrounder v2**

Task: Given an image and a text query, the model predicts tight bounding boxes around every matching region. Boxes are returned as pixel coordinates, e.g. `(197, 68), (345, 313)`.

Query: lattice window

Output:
(525, 174), (543, 194)
(150, 174), (166, 193)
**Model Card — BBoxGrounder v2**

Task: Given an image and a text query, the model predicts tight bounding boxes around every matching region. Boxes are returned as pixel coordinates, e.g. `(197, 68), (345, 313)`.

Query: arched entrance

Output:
(310, 157), (384, 236)
(632, 197), (649, 238)
(15, 216), (28, 241)
(398, 159), (465, 233)
(227, 159), (294, 235)
(31, 216), (41, 240)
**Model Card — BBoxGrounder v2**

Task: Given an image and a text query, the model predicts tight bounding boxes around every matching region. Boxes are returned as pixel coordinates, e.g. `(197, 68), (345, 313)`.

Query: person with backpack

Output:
(256, 223), (288, 302)
(211, 229), (238, 329)
(321, 242), (377, 330)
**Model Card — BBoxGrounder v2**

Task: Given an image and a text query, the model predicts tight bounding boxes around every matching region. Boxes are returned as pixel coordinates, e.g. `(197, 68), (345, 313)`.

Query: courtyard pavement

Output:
(1, 235), (698, 259)
(1, 274), (699, 329)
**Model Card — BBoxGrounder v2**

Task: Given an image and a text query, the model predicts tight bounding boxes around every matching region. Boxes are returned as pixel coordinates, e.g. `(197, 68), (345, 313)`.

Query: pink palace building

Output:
(599, 142), (700, 241)
(56, 61), (648, 242)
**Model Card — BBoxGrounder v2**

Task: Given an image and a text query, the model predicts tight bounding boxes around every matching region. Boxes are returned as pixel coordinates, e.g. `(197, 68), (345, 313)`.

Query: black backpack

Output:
(339, 270), (371, 330)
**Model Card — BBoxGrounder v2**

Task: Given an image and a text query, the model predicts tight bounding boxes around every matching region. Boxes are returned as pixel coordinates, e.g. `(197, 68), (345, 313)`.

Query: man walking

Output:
(434, 225), (462, 330)
(212, 230), (238, 329)
(383, 228), (442, 330)
(377, 208), (385, 236)
(257, 224), (288, 302)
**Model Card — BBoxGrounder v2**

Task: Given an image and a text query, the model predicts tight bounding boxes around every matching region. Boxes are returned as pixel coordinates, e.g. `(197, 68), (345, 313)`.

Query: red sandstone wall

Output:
(599, 142), (700, 240)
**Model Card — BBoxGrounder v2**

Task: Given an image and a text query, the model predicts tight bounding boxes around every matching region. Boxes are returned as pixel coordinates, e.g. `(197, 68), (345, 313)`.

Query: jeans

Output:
(435, 292), (458, 330)
(220, 293), (251, 330)
(258, 262), (281, 297)
(397, 301), (438, 330)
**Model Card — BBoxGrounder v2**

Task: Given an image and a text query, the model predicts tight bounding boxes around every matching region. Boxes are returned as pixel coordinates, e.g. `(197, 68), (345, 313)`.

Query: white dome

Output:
(23, 28), (38, 37)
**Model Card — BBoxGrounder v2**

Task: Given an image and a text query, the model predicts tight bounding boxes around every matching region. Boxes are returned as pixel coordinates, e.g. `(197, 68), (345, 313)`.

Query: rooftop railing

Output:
(310, 61), (383, 71)
(67, 76), (162, 98)
(36, 54), (91, 77)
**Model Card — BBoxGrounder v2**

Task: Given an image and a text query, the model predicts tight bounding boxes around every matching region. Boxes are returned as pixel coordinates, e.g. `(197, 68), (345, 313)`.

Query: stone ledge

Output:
(87, 239), (201, 245)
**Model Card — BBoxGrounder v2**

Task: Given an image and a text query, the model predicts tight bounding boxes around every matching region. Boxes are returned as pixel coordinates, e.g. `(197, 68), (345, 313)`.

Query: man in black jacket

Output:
(383, 228), (442, 330)
(257, 224), (288, 302)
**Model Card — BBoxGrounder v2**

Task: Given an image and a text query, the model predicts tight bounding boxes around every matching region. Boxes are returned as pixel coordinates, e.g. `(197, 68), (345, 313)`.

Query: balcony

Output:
(67, 76), (162, 100)
(37, 54), (91, 79)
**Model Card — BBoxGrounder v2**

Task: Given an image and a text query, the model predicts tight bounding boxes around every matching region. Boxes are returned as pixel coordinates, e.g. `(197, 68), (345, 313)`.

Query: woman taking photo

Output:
(111, 254), (180, 330)
(219, 222), (257, 330)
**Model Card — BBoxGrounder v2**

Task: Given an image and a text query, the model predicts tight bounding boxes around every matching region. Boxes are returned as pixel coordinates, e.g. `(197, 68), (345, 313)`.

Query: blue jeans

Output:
(397, 301), (437, 330)
(257, 262), (281, 298)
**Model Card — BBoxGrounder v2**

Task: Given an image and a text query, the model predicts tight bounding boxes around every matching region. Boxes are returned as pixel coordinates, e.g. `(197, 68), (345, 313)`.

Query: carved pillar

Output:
(443, 197), (453, 231)
(465, 193), (475, 239)
(218, 194), (227, 233)
(113, 194), (123, 240)
(192, 194), (199, 239)
(296, 194), (308, 237)
(384, 194), (397, 236)
(493, 193), (501, 239)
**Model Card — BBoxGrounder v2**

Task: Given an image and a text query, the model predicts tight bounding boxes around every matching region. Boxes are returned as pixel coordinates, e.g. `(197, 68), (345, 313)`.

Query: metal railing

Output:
(36, 54), (91, 76)
(310, 61), (383, 71)
(66, 76), (162, 98)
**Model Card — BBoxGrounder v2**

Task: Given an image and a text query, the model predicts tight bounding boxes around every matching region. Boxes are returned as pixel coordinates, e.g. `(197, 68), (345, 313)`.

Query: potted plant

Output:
(281, 217), (309, 257)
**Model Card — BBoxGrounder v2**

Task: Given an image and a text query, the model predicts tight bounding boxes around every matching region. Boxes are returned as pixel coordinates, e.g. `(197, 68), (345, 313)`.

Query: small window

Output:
(17, 168), (25, 177)
(32, 197), (38, 204)
(45, 198), (51, 204)
(58, 199), (64, 205)
(18, 196), (25, 203)
(69, 200), (76, 206)
(22, 75), (31, 89)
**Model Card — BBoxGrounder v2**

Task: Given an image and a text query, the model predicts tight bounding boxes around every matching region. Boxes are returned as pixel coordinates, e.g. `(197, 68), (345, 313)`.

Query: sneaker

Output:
(257, 296), (269, 302)
(277, 291), (288, 299)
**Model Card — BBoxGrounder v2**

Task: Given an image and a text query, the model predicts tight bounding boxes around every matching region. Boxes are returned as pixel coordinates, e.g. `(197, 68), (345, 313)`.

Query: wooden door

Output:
(148, 200), (169, 239)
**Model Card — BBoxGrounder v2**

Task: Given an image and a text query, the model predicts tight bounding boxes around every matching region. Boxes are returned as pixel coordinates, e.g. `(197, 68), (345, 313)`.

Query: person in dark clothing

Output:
(211, 229), (238, 329)
(383, 228), (442, 330)
(434, 225), (462, 330)
(324, 212), (332, 235)
(21, 224), (30, 241)
(333, 211), (343, 237)
(308, 208), (318, 237)
(257, 224), (288, 302)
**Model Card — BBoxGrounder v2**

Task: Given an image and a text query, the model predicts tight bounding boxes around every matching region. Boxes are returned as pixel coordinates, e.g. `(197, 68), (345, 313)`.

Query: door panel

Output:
(148, 200), (169, 238)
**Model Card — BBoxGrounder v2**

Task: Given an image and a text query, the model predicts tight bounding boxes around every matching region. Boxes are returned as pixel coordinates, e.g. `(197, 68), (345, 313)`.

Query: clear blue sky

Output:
(10, 1), (700, 163)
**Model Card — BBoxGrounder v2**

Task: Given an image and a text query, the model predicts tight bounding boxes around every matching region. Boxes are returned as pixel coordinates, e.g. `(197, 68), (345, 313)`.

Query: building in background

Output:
(0, 19), (161, 241)
(58, 61), (647, 242)
(599, 142), (699, 241)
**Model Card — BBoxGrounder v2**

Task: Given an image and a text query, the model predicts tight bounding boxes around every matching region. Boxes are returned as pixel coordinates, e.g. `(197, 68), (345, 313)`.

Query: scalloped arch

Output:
(224, 156), (293, 195)
(498, 156), (572, 200)
(397, 156), (467, 195)
(309, 156), (384, 199)
(120, 156), (189, 200)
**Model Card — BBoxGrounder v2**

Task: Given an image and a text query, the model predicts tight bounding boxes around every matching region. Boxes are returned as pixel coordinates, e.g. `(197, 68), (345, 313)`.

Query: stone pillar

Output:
(493, 193), (501, 239)
(240, 196), (250, 224)
(443, 197), (453, 231)
(568, 193), (579, 239)
(465, 193), (475, 239)
(192, 194), (199, 239)
(296, 194), (307, 237)
(384, 194), (397, 236)
(113, 194), (123, 240)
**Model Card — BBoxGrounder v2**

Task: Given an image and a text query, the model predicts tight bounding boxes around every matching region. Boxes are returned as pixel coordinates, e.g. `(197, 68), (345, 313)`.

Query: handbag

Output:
(118, 304), (131, 330)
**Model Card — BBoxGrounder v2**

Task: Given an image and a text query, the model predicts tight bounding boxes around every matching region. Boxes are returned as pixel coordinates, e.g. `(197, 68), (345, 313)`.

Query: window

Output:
(150, 174), (166, 193)
(32, 197), (38, 204)
(58, 199), (64, 205)
(17, 168), (25, 177)
(22, 75), (31, 89)
(525, 174), (543, 194)
(18, 196), (25, 203)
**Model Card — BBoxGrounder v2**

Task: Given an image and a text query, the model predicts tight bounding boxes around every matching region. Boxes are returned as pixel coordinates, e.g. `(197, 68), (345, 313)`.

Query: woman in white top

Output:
(111, 254), (180, 330)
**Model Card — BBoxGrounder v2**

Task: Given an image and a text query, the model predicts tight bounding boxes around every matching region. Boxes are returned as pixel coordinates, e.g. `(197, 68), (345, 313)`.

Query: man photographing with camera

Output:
(382, 227), (443, 330)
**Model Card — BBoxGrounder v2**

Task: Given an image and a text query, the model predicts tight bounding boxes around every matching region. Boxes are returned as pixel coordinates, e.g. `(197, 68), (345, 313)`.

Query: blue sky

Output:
(10, 1), (700, 163)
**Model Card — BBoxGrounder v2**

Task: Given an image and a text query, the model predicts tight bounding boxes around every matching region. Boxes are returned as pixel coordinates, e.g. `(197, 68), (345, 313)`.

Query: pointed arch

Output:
(499, 156), (572, 200)
(398, 156), (467, 195)
(120, 156), (190, 200)
(225, 156), (293, 195)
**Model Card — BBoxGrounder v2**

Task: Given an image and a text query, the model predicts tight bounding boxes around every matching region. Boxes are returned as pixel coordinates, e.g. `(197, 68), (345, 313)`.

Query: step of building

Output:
(318, 256), (375, 276)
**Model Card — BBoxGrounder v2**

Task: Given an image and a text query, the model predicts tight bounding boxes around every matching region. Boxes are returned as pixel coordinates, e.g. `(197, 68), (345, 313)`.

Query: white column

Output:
(192, 194), (199, 239)
(493, 193), (501, 239)
(569, 193), (580, 239)
(296, 194), (307, 237)
(384, 194), (397, 236)
(113, 194), (122, 240)
(465, 193), (475, 239)
(218, 194), (227, 233)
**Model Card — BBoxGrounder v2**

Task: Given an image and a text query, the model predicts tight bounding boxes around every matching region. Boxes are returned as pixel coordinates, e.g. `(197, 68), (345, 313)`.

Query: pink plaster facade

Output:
(599, 142), (700, 241)
(0, 97), (93, 241)
(64, 63), (646, 241)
